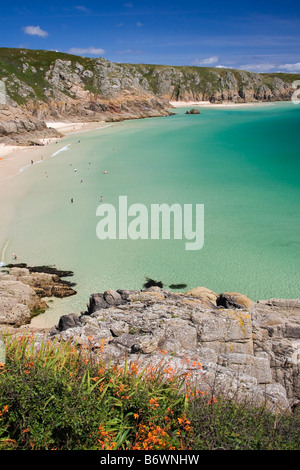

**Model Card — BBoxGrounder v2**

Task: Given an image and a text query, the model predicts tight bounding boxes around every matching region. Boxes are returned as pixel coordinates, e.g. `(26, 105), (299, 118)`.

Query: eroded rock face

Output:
(8, 266), (76, 299)
(2, 271), (299, 413)
(0, 266), (76, 328)
(0, 49), (297, 144)
(0, 275), (46, 327)
(0, 105), (61, 145)
(49, 287), (300, 413)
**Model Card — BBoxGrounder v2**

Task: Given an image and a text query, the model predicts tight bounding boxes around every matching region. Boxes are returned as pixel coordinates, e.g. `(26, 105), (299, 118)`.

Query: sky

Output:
(1, 0), (300, 73)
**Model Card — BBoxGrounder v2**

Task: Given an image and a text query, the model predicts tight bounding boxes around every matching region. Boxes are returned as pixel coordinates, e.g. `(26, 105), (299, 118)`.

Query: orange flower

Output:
(149, 397), (159, 408)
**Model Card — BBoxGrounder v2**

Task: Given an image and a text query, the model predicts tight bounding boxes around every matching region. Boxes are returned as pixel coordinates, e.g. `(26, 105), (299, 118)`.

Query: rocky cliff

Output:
(2, 265), (299, 414)
(50, 287), (300, 414)
(1, 48), (299, 144)
(54, 287), (300, 414)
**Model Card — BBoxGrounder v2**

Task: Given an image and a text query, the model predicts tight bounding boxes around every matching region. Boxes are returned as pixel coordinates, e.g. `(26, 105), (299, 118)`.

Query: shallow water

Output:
(2, 102), (300, 326)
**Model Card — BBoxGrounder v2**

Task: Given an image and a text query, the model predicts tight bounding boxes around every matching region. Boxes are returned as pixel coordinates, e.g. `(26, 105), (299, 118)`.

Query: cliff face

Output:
(2, 265), (300, 413)
(49, 285), (300, 413)
(0, 48), (299, 143)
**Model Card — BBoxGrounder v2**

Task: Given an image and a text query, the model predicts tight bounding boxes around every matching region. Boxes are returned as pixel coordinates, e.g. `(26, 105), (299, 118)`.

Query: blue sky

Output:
(1, 0), (300, 72)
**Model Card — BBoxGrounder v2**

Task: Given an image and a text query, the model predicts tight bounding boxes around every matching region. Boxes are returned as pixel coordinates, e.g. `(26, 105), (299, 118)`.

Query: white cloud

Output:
(75, 6), (91, 13)
(23, 25), (48, 38)
(278, 62), (300, 72)
(136, 21), (143, 27)
(68, 47), (105, 56)
(192, 56), (219, 66)
(215, 65), (227, 68)
(239, 63), (276, 72)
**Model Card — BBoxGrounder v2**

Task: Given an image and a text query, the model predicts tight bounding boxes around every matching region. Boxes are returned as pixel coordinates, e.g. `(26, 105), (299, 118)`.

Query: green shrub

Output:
(0, 332), (299, 450)
(187, 394), (300, 450)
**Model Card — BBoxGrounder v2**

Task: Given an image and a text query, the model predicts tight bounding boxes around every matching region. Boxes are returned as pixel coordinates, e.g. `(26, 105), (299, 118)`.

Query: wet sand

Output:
(0, 120), (107, 263)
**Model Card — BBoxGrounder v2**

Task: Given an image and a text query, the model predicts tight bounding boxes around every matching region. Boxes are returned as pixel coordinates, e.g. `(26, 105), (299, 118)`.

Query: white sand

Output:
(0, 121), (107, 181)
(0, 120), (108, 263)
(169, 101), (211, 107)
(46, 120), (106, 134)
(169, 100), (264, 108)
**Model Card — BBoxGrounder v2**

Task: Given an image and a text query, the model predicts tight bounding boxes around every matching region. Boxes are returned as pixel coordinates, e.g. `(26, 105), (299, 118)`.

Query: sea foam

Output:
(51, 144), (71, 157)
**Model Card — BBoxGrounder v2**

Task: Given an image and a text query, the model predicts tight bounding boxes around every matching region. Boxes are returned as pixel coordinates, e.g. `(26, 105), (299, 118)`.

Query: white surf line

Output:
(51, 143), (72, 157)
(3, 156), (45, 180)
(95, 124), (114, 130)
(0, 239), (10, 267)
(19, 159), (43, 173)
(3, 140), (74, 181)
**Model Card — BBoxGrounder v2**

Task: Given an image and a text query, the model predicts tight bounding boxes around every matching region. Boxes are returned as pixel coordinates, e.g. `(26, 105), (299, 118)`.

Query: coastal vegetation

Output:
(1, 47), (300, 145)
(0, 332), (300, 451)
(1, 47), (300, 107)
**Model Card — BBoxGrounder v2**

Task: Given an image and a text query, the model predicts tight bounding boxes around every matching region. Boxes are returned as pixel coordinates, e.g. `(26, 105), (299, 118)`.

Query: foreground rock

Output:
(46, 286), (300, 414)
(0, 265), (76, 328)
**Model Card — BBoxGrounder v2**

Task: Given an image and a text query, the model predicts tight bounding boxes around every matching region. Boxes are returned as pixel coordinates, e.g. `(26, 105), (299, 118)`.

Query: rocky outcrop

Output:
(0, 274), (46, 327)
(44, 286), (300, 414)
(185, 109), (201, 114)
(0, 265), (76, 328)
(0, 104), (62, 145)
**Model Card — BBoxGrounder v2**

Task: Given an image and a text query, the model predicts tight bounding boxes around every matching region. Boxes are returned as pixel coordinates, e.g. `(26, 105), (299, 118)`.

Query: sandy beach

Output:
(0, 120), (106, 181)
(169, 100), (266, 108)
(46, 120), (106, 135)
(0, 120), (107, 264)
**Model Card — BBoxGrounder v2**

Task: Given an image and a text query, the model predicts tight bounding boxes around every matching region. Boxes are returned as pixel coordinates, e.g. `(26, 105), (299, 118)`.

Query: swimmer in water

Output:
(100, 196), (103, 202)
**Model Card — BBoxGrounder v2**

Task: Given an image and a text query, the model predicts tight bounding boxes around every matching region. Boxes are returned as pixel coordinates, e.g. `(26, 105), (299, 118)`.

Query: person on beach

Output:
(12, 253), (17, 260)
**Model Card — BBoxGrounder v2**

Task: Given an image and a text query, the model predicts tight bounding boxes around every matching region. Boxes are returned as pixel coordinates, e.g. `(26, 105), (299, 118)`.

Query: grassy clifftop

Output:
(0, 48), (97, 104)
(1, 47), (299, 106)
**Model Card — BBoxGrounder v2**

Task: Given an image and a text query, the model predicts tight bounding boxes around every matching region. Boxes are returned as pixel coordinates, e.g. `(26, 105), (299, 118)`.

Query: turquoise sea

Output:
(2, 102), (300, 326)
